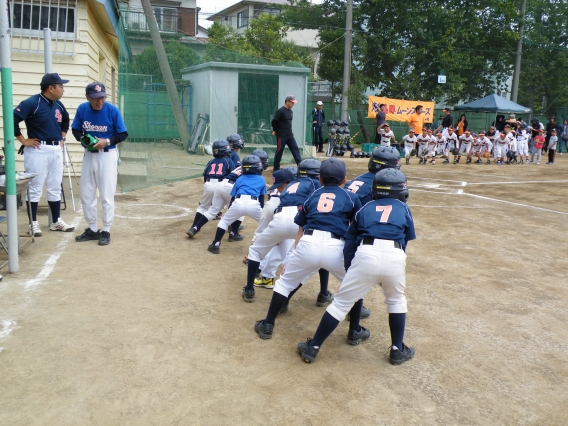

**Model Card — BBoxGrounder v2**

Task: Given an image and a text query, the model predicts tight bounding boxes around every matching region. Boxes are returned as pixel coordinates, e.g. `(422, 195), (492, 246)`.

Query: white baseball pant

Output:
(197, 180), (221, 215)
(204, 179), (244, 223)
(273, 230), (346, 297)
(248, 207), (299, 263)
(458, 142), (471, 156)
(81, 149), (118, 228)
(517, 140), (529, 156)
(217, 195), (261, 231)
(24, 144), (63, 202)
(259, 240), (294, 279)
(494, 144), (508, 158)
(327, 239), (407, 321)
(404, 146), (413, 158)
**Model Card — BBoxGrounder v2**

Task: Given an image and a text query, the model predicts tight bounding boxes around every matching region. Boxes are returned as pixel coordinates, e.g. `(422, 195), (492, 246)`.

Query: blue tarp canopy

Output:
(454, 94), (531, 113)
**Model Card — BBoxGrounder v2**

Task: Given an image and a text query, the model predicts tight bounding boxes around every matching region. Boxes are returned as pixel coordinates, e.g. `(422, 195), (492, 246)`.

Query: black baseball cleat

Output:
(98, 231), (111, 246)
(297, 339), (320, 363)
(316, 291), (334, 307)
(75, 228), (100, 242)
(207, 243), (220, 254)
(254, 320), (273, 339)
(347, 326), (371, 345)
(389, 343), (415, 365)
(186, 227), (197, 238)
(443, 159), (449, 164)
(213, 212), (222, 220)
(242, 287), (255, 302)
(228, 233), (244, 242)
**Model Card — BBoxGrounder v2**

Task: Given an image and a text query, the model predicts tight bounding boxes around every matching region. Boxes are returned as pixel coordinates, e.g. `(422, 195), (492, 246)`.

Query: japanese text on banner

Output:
(367, 96), (435, 124)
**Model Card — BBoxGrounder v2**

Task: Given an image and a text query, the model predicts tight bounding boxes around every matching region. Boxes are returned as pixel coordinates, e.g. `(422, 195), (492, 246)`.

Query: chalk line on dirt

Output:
(461, 193), (568, 215)
(114, 204), (192, 220)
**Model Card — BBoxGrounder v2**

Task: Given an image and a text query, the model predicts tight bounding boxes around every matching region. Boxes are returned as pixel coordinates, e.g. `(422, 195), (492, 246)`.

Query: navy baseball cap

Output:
(268, 169), (295, 191)
(41, 73), (69, 85)
(320, 158), (346, 184)
(86, 82), (107, 99)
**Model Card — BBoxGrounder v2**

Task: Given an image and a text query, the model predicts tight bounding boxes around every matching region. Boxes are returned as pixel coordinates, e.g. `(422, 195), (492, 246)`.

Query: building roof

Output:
(206, 0), (288, 21)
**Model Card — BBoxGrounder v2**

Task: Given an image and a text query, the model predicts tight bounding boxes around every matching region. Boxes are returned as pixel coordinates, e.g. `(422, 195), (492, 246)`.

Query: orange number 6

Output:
(375, 205), (392, 222)
(317, 193), (336, 212)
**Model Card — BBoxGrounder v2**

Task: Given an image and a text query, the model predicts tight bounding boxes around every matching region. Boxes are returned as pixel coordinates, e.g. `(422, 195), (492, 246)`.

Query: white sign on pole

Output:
(438, 75), (446, 84)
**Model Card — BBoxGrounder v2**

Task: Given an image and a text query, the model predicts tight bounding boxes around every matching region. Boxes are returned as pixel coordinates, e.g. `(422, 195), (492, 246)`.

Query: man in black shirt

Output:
(271, 95), (303, 171)
(374, 103), (387, 143)
(435, 107), (453, 137)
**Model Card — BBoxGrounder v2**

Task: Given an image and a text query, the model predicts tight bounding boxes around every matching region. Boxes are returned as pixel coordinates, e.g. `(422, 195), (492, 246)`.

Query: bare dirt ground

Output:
(1, 152), (567, 425)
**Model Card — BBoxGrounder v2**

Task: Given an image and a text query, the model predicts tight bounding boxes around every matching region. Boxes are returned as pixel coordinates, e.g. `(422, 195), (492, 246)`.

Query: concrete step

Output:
(119, 151), (149, 163)
(118, 163), (148, 187)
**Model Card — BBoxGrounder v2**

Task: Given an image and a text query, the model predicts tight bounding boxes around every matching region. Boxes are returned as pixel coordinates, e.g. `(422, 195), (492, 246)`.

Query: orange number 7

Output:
(375, 205), (392, 222)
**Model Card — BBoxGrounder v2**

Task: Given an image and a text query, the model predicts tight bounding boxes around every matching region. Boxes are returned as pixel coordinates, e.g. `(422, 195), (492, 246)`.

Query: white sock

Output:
(392, 345), (399, 351)
(89, 224), (98, 232)
(102, 225), (110, 232)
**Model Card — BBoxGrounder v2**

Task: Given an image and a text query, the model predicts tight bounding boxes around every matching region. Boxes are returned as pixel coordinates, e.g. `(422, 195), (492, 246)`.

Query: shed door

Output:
(238, 73), (279, 145)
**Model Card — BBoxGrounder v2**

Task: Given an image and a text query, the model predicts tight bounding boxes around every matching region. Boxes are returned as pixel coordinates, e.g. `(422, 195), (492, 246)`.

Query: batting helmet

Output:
(333, 119), (341, 126)
(341, 120), (349, 127)
(372, 168), (409, 203)
(298, 158), (322, 178)
(365, 151), (372, 158)
(336, 128), (344, 135)
(242, 154), (264, 175)
(346, 142), (355, 151)
(284, 165), (298, 177)
(329, 128), (337, 135)
(212, 139), (231, 158)
(344, 128), (351, 136)
(368, 146), (401, 173)
(227, 134), (244, 149)
(506, 150), (513, 159)
(327, 120), (335, 127)
(252, 149), (270, 170)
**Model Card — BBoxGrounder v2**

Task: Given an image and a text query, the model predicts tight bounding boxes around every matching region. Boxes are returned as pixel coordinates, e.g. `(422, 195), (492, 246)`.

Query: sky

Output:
(196, 0), (323, 28)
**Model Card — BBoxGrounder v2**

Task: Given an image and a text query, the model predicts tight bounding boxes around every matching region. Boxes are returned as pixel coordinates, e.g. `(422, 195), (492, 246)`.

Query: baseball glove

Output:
(451, 147), (459, 156)
(410, 149), (417, 156)
(80, 134), (99, 152)
(483, 151), (491, 159)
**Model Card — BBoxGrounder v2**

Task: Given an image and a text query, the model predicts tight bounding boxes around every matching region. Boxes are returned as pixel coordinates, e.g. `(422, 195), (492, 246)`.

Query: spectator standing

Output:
(271, 95), (302, 171)
(560, 119), (568, 155)
(311, 101), (325, 153)
(544, 116), (560, 154)
(456, 114), (468, 136)
(531, 129), (545, 164)
(547, 129), (558, 164)
(13, 73), (75, 237)
(375, 103), (387, 143)
(406, 105), (425, 134)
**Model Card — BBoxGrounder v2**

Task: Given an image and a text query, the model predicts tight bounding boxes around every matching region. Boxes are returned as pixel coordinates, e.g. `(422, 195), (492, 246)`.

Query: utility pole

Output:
(511, 0), (526, 102)
(0, 0), (19, 272)
(140, 0), (192, 148)
(340, 0), (353, 121)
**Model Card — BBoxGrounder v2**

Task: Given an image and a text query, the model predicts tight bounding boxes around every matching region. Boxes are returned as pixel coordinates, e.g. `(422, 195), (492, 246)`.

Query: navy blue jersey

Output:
(203, 157), (235, 180)
(344, 171), (375, 205)
(14, 94), (70, 140)
(229, 150), (241, 168)
(345, 199), (416, 248)
(295, 186), (362, 235)
(279, 178), (321, 208)
(72, 102), (127, 148)
(230, 174), (267, 197)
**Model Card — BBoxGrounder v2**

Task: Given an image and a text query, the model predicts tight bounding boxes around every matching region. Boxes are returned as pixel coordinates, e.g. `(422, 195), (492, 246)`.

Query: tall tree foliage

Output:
(132, 41), (202, 82)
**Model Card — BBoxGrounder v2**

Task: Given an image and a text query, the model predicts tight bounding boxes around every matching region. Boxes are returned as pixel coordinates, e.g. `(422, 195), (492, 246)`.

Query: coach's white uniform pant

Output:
(273, 230), (346, 297)
(197, 180), (221, 215)
(24, 145), (63, 202)
(81, 148), (118, 228)
(494, 143), (508, 158)
(218, 195), (261, 231)
(248, 207), (299, 262)
(327, 239), (407, 321)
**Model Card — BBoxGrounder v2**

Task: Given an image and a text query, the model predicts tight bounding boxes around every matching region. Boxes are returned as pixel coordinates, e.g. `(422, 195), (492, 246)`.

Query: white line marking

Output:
(410, 189), (463, 195)
(408, 204), (484, 209)
(461, 193), (568, 215)
(115, 204), (192, 220)
(23, 215), (83, 290)
(466, 180), (568, 185)
(461, 182), (467, 187)
(0, 320), (16, 340)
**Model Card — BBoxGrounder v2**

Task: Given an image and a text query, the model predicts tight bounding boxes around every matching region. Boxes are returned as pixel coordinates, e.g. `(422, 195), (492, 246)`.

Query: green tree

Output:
(132, 41), (202, 82)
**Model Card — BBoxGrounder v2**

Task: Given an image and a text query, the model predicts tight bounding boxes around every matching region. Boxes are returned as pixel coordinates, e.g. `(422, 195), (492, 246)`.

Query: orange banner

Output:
(367, 96), (435, 124)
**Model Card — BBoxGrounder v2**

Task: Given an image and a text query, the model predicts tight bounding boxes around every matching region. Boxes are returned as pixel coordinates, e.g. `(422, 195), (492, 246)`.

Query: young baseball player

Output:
(186, 140), (235, 236)
(227, 134), (243, 168)
(207, 155), (266, 254)
(402, 129), (417, 165)
(433, 131), (448, 165)
(416, 129), (430, 164)
(379, 124), (396, 147)
(243, 159), (322, 302)
(516, 129), (530, 164)
(424, 131), (437, 164)
(445, 127), (459, 164)
(494, 131), (509, 165)
(478, 131), (493, 164)
(254, 158), (363, 340)
(297, 168), (416, 365)
(469, 133), (482, 164)
(250, 168), (296, 289)
(13, 73), (75, 237)
(458, 130), (473, 164)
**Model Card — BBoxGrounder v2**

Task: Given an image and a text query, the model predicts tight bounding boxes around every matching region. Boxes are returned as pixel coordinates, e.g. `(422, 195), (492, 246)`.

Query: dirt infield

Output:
(1, 154), (567, 425)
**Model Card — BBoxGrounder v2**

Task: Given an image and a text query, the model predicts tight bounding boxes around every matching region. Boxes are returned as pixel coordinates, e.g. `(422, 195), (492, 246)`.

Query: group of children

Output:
(188, 136), (417, 366)
(385, 124), (560, 166)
